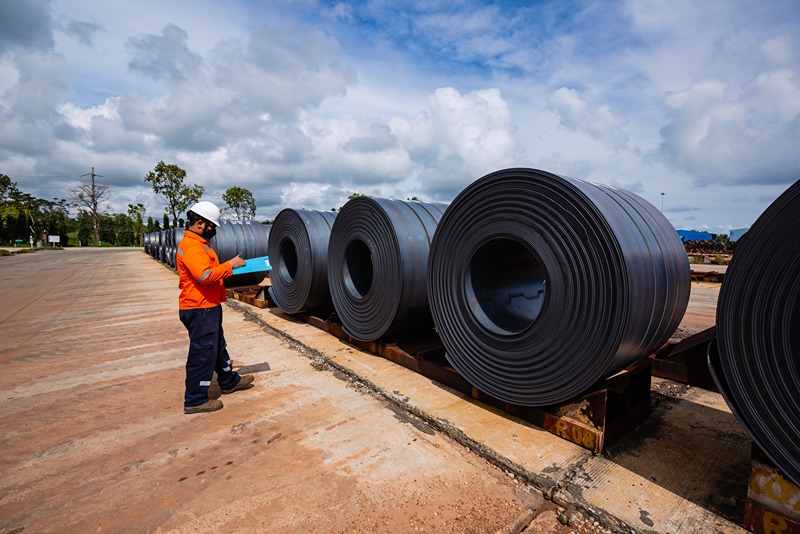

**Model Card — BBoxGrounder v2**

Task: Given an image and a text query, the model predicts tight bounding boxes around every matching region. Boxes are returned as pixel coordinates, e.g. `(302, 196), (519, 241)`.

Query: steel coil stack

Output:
(268, 208), (337, 313)
(710, 179), (800, 485)
(428, 168), (690, 406)
(208, 220), (271, 286)
(327, 197), (448, 341)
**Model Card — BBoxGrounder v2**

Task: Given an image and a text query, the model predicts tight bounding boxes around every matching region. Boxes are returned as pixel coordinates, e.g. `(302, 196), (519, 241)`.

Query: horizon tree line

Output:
(0, 163), (262, 247)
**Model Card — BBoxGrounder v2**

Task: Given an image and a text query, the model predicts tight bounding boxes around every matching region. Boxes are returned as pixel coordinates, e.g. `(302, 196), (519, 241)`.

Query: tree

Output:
(144, 161), (204, 228)
(222, 186), (256, 220)
(0, 175), (22, 244)
(77, 212), (93, 246)
(99, 215), (116, 245)
(335, 192), (370, 212)
(40, 198), (69, 246)
(114, 213), (135, 246)
(70, 167), (110, 246)
(0, 174), (17, 202)
(127, 203), (146, 246)
(10, 190), (44, 244)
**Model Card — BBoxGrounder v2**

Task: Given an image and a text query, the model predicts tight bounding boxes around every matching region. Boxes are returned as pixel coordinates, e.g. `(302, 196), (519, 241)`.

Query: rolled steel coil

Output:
(710, 179), (800, 485)
(148, 232), (159, 258)
(167, 228), (184, 268)
(208, 220), (271, 287)
(327, 197), (448, 341)
(165, 229), (174, 266)
(268, 208), (337, 313)
(158, 230), (167, 263)
(210, 220), (270, 262)
(428, 168), (690, 406)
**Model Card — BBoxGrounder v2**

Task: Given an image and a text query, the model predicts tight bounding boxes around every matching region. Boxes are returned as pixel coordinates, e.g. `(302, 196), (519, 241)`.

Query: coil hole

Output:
(466, 238), (547, 335)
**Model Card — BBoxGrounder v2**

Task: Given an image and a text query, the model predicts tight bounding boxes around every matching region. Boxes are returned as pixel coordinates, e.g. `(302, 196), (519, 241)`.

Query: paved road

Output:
(0, 249), (750, 534)
(0, 249), (554, 533)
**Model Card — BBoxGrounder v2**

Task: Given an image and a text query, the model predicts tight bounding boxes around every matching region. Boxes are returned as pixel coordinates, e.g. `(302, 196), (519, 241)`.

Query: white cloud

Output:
(1, 0), (799, 233)
(548, 87), (629, 150)
(658, 73), (800, 185)
(391, 87), (518, 197)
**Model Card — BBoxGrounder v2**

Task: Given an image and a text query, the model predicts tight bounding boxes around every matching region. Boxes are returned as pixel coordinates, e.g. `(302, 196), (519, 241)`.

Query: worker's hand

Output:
(229, 255), (246, 269)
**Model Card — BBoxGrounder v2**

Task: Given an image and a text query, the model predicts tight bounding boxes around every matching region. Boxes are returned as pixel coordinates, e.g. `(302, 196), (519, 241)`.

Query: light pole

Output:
(660, 192), (665, 212)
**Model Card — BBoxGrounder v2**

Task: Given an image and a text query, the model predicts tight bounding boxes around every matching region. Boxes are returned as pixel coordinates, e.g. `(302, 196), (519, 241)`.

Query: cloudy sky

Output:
(1, 0), (798, 232)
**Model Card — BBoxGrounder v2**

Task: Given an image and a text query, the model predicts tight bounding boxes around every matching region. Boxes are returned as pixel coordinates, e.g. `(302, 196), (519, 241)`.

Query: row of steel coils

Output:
(143, 168), (799, 486)
(144, 221), (271, 287)
(267, 168), (692, 409)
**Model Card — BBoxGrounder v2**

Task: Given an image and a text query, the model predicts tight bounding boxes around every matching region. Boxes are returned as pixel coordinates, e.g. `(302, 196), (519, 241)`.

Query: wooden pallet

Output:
(305, 314), (650, 454)
(743, 445), (800, 534)
(651, 326), (718, 391)
(225, 285), (274, 309)
(690, 270), (725, 283)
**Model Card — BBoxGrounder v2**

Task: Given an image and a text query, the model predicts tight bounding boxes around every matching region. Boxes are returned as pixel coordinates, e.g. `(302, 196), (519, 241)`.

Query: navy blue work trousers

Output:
(179, 305), (241, 407)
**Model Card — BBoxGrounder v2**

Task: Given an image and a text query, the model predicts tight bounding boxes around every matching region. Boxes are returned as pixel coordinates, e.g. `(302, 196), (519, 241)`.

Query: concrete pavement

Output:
(0, 248), (751, 533)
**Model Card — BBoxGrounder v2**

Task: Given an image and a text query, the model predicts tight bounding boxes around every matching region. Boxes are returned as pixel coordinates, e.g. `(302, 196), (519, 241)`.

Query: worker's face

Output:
(198, 220), (217, 240)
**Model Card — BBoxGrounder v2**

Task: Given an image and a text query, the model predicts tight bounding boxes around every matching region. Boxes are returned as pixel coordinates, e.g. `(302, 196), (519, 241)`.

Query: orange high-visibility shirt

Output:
(176, 230), (232, 310)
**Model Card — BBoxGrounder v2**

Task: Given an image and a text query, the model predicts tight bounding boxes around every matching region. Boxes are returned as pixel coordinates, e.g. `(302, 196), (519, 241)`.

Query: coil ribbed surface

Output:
(710, 179), (800, 485)
(268, 208), (337, 313)
(428, 168), (690, 406)
(158, 230), (167, 263)
(210, 220), (271, 262)
(166, 228), (184, 268)
(327, 197), (448, 341)
(208, 220), (271, 287)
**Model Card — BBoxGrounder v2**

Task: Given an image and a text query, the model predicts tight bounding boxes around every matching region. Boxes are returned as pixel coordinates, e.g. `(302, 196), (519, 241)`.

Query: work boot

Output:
(222, 374), (255, 394)
(184, 399), (223, 414)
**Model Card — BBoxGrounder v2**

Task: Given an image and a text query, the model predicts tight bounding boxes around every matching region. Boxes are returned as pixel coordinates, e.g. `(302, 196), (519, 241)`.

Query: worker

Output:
(176, 200), (254, 414)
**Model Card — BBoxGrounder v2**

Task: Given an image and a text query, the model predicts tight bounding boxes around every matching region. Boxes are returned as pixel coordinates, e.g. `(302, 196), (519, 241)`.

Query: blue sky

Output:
(1, 0), (798, 231)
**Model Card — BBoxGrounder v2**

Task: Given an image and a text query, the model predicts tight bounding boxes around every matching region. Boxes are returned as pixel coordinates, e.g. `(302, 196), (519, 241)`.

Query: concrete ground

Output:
(0, 248), (750, 533)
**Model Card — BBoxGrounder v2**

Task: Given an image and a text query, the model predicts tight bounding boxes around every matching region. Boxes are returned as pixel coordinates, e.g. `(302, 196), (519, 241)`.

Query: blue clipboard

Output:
(231, 255), (272, 275)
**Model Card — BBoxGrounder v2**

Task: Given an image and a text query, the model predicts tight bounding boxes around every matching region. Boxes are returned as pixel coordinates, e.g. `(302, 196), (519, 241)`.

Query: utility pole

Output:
(77, 166), (108, 245)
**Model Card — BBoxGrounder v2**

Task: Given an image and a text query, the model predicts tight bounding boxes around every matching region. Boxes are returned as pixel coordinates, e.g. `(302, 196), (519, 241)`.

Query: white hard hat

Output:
(188, 201), (221, 227)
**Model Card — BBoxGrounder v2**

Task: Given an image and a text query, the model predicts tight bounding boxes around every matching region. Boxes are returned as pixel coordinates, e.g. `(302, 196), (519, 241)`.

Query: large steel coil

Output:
(158, 230), (167, 263)
(428, 168), (690, 406)
(165, 229), (179, 268)
(327, 197), (448, 341)
(210, 220), (270, 262)
(208, 220), (271, 287)
(268, 208), (337, 313)
(710, 179), (800, 485)
(143, 233), (152, 255)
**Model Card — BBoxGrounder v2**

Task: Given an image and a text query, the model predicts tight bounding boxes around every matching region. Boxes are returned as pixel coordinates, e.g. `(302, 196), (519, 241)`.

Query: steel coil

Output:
(209, 220), (270, 262)
(268, 208), (337, 313)
(710, 179), (800, 485)
(169, 228), (185, 268)
(208, 220), (271, 287)
(428, 168), (690, 406)
(327, 197), (448, 341)
(158, 230), (167, 263)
